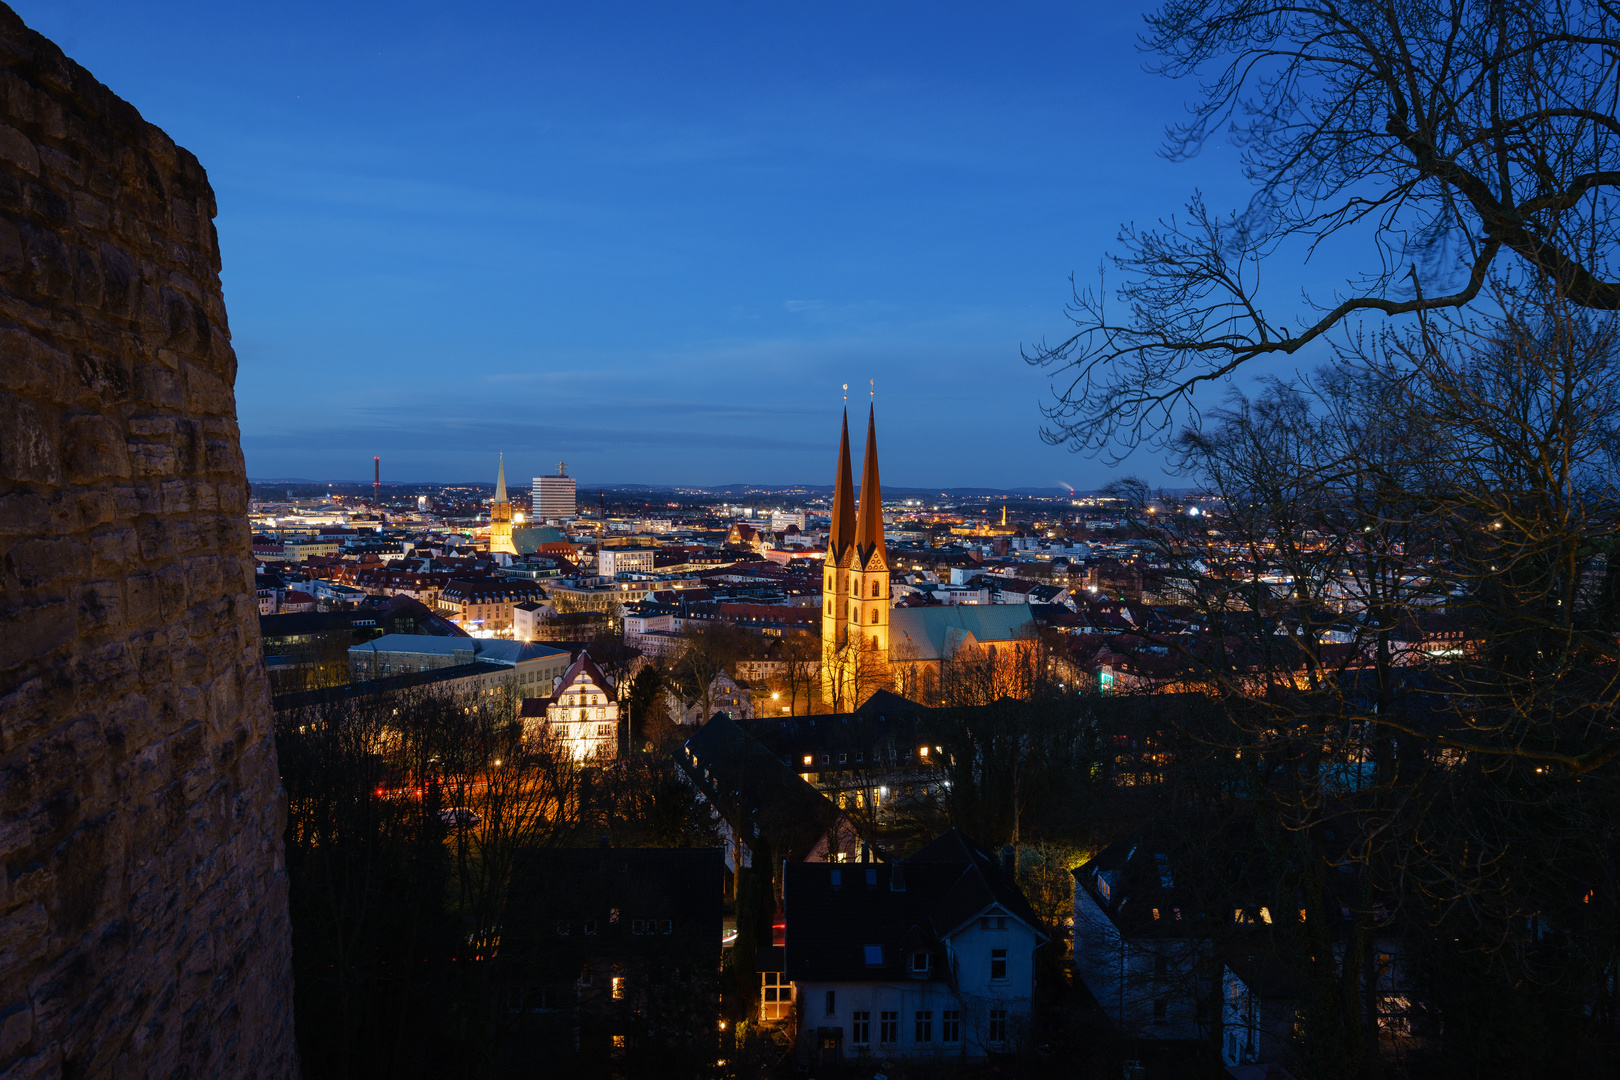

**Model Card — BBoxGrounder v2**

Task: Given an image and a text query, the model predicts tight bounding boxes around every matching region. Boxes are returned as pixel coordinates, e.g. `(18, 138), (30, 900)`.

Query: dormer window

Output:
(911, 951), (931, 977)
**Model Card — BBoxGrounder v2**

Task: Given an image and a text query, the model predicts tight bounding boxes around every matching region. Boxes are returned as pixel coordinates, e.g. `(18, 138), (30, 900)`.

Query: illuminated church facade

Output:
(819, 406), (1039, 707)
(821, 406), (890, 704)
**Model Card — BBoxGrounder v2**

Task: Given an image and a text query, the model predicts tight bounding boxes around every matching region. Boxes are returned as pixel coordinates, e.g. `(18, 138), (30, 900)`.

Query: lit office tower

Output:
(533, 461), (577, 520)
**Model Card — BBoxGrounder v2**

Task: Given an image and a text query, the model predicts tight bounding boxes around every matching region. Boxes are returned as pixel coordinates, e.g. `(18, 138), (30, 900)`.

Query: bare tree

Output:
(1027, 0), (1620, 456)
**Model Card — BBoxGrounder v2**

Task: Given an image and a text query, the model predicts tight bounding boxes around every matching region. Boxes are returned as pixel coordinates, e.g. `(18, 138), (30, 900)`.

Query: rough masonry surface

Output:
(0, 5), (297, 1077)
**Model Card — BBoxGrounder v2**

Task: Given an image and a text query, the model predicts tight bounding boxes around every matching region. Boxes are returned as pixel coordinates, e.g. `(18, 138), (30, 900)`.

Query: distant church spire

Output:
(829, 409), (856, 563)
(495, 452), (508, 503)
(855, 404), (885, 567)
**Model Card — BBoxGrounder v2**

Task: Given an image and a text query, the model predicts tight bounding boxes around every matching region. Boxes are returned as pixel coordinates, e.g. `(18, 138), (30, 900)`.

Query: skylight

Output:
(864, 945), (883, 966)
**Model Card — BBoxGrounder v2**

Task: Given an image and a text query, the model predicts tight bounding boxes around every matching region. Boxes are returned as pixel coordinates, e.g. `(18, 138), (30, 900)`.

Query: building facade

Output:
(600, 547), (656, 577)
(437, 578), (550, 633)
(779, 831), (1047, 1065)
(534, 462), (578, 521)
(529, 651), (620, 761)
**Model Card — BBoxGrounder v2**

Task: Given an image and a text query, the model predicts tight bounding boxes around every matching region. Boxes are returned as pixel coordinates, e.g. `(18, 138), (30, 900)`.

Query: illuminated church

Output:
(819, 406), (1039, 706)
(489, 453), (517, 556)
(821, 406), (889, 704)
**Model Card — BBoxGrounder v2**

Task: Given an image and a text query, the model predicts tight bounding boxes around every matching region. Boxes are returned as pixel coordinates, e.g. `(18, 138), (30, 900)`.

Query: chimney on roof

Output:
(890, 857), (905, 892)
(1001, 845), (1015, 877)
(860, 842), (869, 864)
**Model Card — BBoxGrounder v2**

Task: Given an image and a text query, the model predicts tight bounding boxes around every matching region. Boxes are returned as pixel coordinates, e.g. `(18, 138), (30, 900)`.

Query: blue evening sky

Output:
(19, 1), (1282, 490)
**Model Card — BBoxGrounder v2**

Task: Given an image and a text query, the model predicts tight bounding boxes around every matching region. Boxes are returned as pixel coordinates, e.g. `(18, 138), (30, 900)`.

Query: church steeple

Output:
(854, 404), (885, 568)
(829, 409), (856, 565)
(489, 453), (516, 556)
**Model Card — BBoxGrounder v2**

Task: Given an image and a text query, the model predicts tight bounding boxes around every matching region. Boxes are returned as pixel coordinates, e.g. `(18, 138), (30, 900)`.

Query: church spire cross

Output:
(854, 403), (886, 567)
(829, 408), (856, 562)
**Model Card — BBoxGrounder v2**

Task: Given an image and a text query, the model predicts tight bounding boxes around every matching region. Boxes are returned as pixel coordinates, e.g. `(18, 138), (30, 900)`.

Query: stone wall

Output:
(0, 6), (297, 1078)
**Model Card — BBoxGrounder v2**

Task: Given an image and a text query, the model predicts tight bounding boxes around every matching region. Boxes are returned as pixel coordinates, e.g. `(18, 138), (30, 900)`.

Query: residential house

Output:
(779, 829), (1048, 1066)
(523, 650), (620, 762)
(1072, 840), (1215, 1041)
(679, 713), (863, 871)
(667, 672), (755, 726)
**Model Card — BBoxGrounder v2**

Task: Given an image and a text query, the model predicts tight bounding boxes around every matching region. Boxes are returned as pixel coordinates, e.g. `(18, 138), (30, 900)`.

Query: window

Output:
(824, 990), (836, 1017)
(979, 916), (1008, 931)
(612, 976), (625, 1000)
(872, 582), (880, 597)
(839, 752), (848, 764)
(661, 919), (673, 934)
(583, 920), (597, 936)
(830, 869), (842, 887)
(609, 907), (619, 924)
(879, 1011), (898, 1044)
(851, 1011), (870, 1045)
(990, 948), (1008, 981)
(942, 1010), (961, 1043)
(865, 868), (878, 887)
(870, 610), (878, 623)
(821, 754), (830, 765)
(631, 919), (646, 935)
(760, 972), (794, 1022)
(988, 1009), (1007, 1045)
(864, 945), (884, 966)
(803, 755), (813, 766)
(912, 951), (930, 975)
(914, 1010), (933, 1043)
(855, 751), (864, 763)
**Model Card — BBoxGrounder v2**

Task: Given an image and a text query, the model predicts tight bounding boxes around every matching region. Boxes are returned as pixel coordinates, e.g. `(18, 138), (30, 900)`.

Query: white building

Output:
(599, 547), (656, 578)
(778, 831), (1047, 1066)
(533, 463), (577, 521)
(526, 650), (618, 761)
(511, 599), (557, 642)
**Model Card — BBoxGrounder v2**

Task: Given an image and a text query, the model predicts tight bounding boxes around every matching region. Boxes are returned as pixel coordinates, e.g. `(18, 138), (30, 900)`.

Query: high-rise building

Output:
(489, 453), (516, 556)
(533, 461), (577, 521)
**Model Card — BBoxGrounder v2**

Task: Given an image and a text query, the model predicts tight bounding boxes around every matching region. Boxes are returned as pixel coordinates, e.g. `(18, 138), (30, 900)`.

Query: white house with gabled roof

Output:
(777, 830), (1047, 1067)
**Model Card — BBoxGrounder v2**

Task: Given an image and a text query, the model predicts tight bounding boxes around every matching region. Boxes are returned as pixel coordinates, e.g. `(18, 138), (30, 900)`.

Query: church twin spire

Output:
(828, 405), (885, 571)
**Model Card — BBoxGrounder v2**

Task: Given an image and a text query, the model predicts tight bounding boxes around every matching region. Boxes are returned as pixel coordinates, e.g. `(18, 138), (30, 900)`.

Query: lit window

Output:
(803, 755), (813, 766)
(612, 976), (625, 999)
